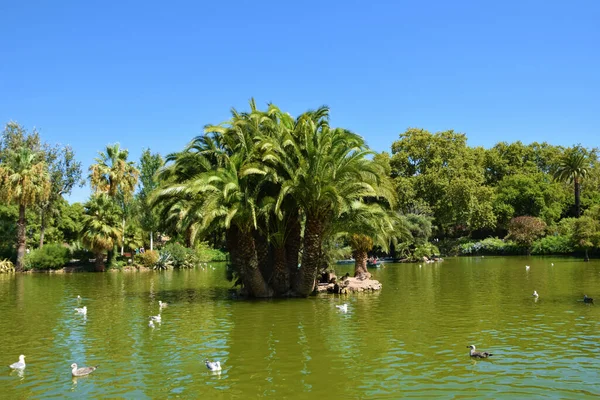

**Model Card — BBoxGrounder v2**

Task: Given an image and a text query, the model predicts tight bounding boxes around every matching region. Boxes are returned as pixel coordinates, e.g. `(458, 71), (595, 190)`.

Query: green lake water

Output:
(1, 256), (600, 399)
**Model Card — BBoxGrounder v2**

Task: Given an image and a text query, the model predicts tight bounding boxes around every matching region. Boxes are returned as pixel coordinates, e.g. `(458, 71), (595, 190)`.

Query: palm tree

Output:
(554, 147), (590, 217)
(0, 147), (50, 270)
(81, 193), (122, 271)
(89, 143), (139, 257)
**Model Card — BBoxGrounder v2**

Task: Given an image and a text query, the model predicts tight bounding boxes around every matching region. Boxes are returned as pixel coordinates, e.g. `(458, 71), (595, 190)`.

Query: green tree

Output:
(38, 144), (83, 247)
(554, 146), (591, 217)
(81, 193), (122, 271)
(89, 143), (139, 259)
(137, 149), (164, 250)
(0, 147), (51, 270)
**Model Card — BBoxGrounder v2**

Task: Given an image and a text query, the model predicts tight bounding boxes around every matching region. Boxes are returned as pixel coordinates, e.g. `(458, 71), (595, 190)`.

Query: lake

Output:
(1, 256), (599, 398)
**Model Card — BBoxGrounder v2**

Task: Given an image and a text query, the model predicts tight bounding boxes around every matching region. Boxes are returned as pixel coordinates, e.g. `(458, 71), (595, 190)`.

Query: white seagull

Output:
(335, 304), (348, 312)
(71, 363), (98, 377)
(467, 345), (493, 359)
(158, 300), (168, 309)
(205, 359), (222, 371)
(149, 315), (162, 323)
(9, 355), (26, 370)
(75, 306), (87, 315)
(532, 290), (539, 299)
(525, 265), (530, 271)
(149, 320), (155, 328)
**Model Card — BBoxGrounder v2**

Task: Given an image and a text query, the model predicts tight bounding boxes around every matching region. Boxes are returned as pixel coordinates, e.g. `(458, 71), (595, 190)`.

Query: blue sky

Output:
(1, 0), (598, 203)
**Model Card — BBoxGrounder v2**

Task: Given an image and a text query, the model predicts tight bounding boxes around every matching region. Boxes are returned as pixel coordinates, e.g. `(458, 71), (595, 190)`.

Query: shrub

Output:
(412, 243), (440, 261)
(195, 241), (228, 262)
(506, 216), (547, 254)
(154, 251), (175, 270)
(25, 244), (71, 270)
(0, 259), (15, 273)
(135, 250), (159, 268)
(161, 242), (192, 267)
(531, 235), (573, 255)
(69, 241), (94, 261)
(458, 237), (521, 255)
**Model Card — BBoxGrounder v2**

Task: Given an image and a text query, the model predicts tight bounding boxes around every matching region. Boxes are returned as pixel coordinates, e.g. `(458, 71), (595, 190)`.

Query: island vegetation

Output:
(1, 102), (599, 297)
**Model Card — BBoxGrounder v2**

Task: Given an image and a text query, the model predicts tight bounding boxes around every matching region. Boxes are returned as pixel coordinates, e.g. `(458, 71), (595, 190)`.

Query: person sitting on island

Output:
(140, 247), (145, 254)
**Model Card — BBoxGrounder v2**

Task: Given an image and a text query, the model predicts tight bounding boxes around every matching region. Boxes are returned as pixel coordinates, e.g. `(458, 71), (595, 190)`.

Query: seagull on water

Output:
(9, 355), (26, 370)
(525, 265), (530, 271)
(533, 290), (539, 299)
(149, 320), (155, 328)
(77, 295), (81, 300)
(75, 306), (87, 315)
(584, 295), (594, 304)
(71, 363), (98, 377)
(158, 300), (168, 309)
(205, 359), (222, 371)
(551, 263), (554, 266)
(467, 345), (493, 359)
(335, 304), (348, 312)
(150, 315), (162, 323)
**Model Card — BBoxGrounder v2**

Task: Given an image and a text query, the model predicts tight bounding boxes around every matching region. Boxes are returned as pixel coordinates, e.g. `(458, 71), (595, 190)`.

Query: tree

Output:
(0, 147), (51, 270)
(81, 193), (122, 271)
(137, 149), (164, 250)
(554, 146), (590, 217)
(506, 216), (547, 254)
(89, 143), (139, 258)
(38, 144), (83, 247)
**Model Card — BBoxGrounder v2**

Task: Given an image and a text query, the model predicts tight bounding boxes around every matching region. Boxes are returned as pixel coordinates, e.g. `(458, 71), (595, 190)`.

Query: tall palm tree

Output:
(81, 193), (122, 271)
(89, 143), (139, 256)
(554, 147), (590, 217)
(0, 147), (50, 270)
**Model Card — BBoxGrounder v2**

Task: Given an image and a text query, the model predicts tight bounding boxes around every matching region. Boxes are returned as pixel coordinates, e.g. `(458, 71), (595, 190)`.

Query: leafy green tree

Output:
(55, 201), (85, 243)
(571, 216), (599, 261)
(506, 216), (547, 254)
(0, 147), (51, 270)
(137, 149), (164, 250)
(554, 146), (591, 217)
(89, 143), (139, 259)
(38, 144), (83, 247)
(81, 193), (122, 271)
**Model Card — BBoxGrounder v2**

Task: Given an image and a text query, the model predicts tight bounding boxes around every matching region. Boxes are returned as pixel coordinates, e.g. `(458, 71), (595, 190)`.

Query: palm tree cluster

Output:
(153, 100), (397, 297)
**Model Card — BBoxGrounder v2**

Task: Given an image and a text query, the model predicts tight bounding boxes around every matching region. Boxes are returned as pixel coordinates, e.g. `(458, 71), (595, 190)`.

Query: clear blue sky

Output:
(1, 0), (598, 203)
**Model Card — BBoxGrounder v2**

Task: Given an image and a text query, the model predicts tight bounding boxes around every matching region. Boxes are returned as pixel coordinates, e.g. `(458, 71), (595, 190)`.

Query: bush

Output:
(412, 243), (440, 261)
(458, 237), (521, 255)
(0, 259), (15, 273)
(506, 216), (547, 253)
(161, 242), (192, 267)
(531, 235), (574, 255)
(154, 251), (175, 270)
(69, 241), (94, 261)
(25, 244), (71, 270)
(135, 250), (159, 268)
(195, 241), (228, 262)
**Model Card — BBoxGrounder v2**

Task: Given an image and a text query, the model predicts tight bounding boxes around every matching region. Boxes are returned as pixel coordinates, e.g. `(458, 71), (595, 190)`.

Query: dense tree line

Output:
(1, 104), (599, 296)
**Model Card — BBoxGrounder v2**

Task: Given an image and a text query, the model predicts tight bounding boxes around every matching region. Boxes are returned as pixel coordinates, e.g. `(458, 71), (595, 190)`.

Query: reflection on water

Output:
(1, 257), (600, 398)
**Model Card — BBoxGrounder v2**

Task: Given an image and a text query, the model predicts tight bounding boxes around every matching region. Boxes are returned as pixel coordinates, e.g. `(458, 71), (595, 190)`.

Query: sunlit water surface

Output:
(1, 257), (599, 398)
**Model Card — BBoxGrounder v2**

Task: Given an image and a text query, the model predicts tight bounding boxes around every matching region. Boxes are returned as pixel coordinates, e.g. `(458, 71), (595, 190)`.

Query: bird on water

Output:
(584, 295), (594, 304)
(205, 359), (222, 371)
(71, 363), (98, 377)
(9, 355), (26, 370)
(467, 345), (493, 359)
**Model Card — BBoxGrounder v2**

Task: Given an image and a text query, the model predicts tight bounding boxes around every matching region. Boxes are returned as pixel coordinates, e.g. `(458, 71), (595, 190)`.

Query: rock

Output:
(318, 277), (382, 294)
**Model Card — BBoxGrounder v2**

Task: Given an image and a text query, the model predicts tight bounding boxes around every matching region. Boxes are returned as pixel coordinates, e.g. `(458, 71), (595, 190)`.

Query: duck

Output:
(75, 306), (87, 315)
(584, 295), (594, 304)
(9, 355), (26, 370)
(467, 345), (493, 359)
(532, 290), (539, 299)
(158, 300), (168, 309)
(205, 359), (222, 371)
(149, 315), (162, 323)
(335, 304), (348, 312)
(71, 363), (98, 377)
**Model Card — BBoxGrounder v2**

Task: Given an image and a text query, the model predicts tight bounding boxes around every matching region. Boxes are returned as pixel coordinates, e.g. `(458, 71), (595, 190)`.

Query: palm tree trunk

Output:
(575, 179), (581, 217)
(121, 217), (125, 256)
(353, 250), (368, 277)
(16, 204), (27, 272)
(294, 214), (324, 296)
(39, 207), (48, 248)
(285, 212), (302, 283)
(95, 251), (105, 272)
(237, 227), (273, 298)
(272, 246), (289, 295)
(150, 231), (153, 251)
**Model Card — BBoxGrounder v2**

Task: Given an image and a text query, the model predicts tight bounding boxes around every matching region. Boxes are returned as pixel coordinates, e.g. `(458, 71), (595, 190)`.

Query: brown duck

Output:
(467, 345), (493, 359)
